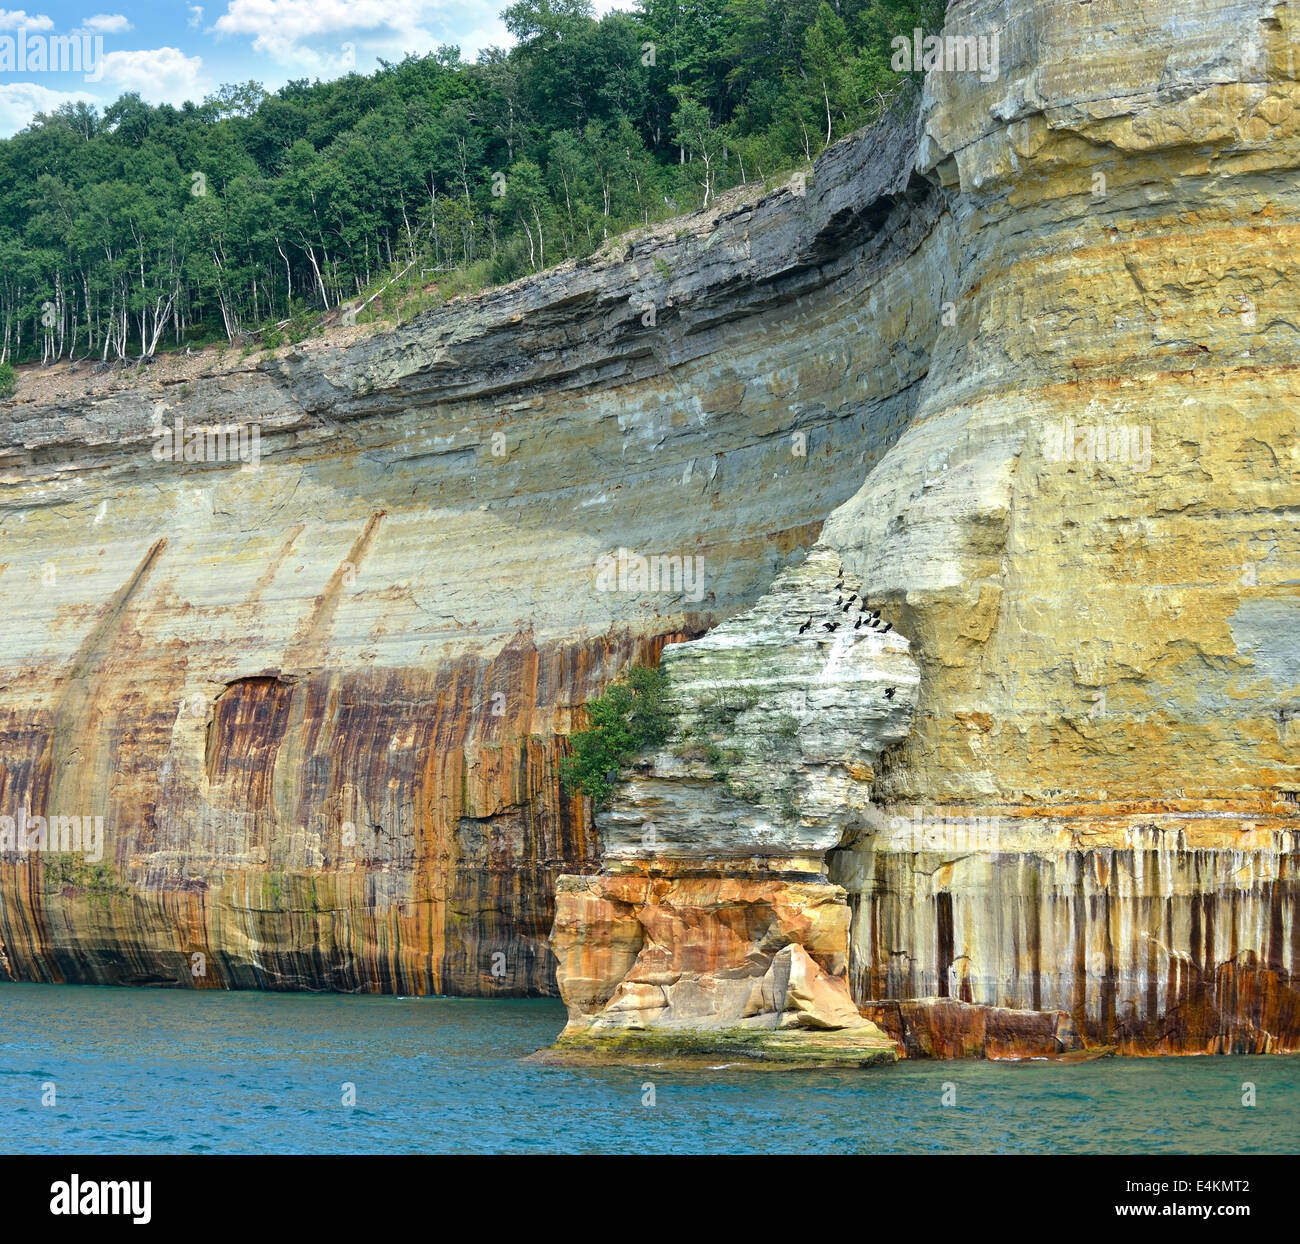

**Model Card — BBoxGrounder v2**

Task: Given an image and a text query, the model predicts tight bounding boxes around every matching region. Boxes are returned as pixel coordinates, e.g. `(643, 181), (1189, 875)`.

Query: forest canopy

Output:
(0, 0), (943, 365)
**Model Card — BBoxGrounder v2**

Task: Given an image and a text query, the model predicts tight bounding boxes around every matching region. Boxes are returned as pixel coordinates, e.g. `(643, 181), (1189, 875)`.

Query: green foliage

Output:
(560, 665), (671, 806)
(706, 743), (743, 784)
(0, 361), (15, 398)
(0, 1), (943, 364)
(697, 681), (760, 733)
(43, 855), (130, 906)
(282, 299), (321, 344)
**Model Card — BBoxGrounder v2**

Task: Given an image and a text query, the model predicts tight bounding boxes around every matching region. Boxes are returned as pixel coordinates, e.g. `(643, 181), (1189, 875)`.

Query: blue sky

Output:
(0, 1), (631, 136)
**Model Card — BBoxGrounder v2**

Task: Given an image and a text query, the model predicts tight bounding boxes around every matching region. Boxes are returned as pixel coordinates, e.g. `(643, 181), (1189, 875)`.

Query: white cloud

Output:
(214, 0), (423, 47)
(77, 13), (132, 33)
(0, 8), (54, 29)
(211, 0), (507, 65)
(187, 4), (203, 28)
(0, 81), (94, 135)
(91, 46), (209, 106)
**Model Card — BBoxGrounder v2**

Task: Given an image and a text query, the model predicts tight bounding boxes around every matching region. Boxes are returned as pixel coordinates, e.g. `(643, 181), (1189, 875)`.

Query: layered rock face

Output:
(812, 0), (1300, 1053)
(552, 0), (1300, 1056)
(840, 821), (1299, 1054)
(0, 93), (939, 992)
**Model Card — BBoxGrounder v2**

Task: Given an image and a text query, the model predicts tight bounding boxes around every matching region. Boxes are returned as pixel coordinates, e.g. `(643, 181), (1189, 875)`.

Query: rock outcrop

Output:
(548, 547), (912, 1062)
(813, 0), (1300, 1054)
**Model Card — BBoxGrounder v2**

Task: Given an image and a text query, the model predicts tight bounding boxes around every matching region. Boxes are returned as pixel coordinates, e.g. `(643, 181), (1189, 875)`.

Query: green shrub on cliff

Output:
(560, 665), (671, 807)
(0, 362), (15, 399)
(42, 855), (130, 907)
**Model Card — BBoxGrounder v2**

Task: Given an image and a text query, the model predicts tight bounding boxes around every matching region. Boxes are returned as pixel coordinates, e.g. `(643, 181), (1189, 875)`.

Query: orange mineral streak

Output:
(0, 628), (686, 994)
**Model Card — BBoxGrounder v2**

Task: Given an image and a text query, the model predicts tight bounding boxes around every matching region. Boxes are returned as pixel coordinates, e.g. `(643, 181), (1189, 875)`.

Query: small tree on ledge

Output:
(559, 665), (671, 807)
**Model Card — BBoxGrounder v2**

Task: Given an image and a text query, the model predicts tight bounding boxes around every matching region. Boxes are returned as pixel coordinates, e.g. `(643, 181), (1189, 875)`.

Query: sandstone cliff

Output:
(1, 0), (1297, 1058)
(551, 0), (1300, 1058)
(0, 82), (934, 995)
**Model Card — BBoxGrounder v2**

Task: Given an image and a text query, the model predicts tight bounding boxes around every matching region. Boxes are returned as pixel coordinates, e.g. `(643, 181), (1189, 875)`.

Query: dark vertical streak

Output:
(936, 890), (953, 998)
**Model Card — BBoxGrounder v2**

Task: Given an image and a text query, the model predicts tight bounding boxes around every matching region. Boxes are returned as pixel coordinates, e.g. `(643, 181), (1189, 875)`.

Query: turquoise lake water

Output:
(0, 982), (1294, 1154)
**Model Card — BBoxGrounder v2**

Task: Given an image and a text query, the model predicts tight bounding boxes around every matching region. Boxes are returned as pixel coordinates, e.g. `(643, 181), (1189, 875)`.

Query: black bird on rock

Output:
(854, 616), (864, 630)
(885, 687), (896, 699)
(822, 621), (839, 632)
(879, 621), (893, 634)
(798, 615), (813, 634)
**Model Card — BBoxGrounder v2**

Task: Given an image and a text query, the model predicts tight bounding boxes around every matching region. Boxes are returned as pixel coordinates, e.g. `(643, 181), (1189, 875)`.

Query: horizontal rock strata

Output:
(810, 0), (1300, 1055)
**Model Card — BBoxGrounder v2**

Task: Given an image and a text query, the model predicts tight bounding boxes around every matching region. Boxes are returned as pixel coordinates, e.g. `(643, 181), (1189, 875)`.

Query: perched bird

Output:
(834, 595), (844, 607)
(797, 615), (813, 634)
(845, 593), (858, 605)
(879, 621), (893, 634)
(822, 621), (839, 632)
(842, 600), (854, 612)
(370, 823), (387, 837)
(884, 687), (896, 699)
